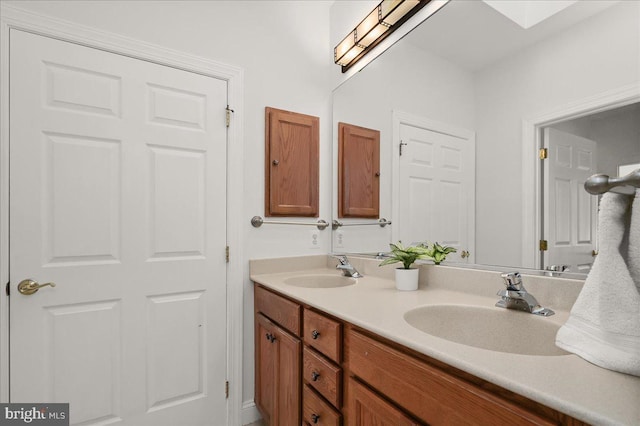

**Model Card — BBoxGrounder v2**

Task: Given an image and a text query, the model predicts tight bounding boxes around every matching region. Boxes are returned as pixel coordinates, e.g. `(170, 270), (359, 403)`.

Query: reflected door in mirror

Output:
(543, 128), (598, 273)
(396, 119), (475, 262)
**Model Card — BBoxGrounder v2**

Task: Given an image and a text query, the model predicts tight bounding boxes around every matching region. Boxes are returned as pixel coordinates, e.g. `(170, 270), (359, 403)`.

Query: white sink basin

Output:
(283, 274), (356, 288)
(404, 305), (568, 356)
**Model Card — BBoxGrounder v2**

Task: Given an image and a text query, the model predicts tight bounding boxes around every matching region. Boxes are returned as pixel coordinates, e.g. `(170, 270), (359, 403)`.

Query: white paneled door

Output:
(9, 30), (228, 425)
(397, 120), (475, 262)
(543, 128), (598, 273)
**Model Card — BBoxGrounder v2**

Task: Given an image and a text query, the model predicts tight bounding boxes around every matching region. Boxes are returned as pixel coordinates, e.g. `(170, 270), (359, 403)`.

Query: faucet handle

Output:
(332, 255), (348, 265)
(501, 272), (523, 291)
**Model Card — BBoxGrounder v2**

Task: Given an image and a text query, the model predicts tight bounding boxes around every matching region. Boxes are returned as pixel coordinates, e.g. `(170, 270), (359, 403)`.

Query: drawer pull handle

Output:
(311, 371), (320, 381)
(311, 330), (320, 339)
(311, 413), (320, 424)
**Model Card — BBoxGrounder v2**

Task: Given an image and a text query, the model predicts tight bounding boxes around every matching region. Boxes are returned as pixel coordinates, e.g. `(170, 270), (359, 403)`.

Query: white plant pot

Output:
(395, 268), (419, 291)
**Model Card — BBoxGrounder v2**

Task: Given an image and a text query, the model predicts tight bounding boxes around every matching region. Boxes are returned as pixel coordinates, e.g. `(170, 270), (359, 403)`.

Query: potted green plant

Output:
(424, 242), (457, 265)
(379, 242), (431, 290)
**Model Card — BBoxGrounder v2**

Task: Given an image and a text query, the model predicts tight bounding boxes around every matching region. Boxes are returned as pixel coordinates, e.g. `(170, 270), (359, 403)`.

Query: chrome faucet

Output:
(333, 255), (363, 278)
(495, 272), (554, 316)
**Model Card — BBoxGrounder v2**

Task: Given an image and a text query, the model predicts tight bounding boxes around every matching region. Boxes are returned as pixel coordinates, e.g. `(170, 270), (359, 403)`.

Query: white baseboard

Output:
(241, 400), (261, 425)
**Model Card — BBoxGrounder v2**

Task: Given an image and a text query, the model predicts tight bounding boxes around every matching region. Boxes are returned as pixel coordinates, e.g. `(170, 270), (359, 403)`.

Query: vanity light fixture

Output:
(334, 0), (429, 72)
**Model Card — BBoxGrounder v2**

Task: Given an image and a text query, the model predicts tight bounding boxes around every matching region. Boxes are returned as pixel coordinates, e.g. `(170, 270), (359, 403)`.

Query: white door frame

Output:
(0, 4), (245, 424)
(391, 110), (476, 260)
(520, 83), (640, 269)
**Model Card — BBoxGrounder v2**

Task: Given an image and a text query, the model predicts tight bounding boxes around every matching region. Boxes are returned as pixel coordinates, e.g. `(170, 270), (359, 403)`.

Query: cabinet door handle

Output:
(265, 333), (271, 341)
(272, 159), (279, 166)
(311, 413), (320, 424)
(311, 330), (320, 339)
(311, 371), (320, 381)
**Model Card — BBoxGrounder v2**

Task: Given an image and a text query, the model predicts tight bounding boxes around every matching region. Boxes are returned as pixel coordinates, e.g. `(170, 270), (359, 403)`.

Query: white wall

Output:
(332, 40), (475, 252)
(551, 105), (640, 178)
(474, 0), (640, 266)
(3, 0), (334, 418)
(590, 108), (640, 178)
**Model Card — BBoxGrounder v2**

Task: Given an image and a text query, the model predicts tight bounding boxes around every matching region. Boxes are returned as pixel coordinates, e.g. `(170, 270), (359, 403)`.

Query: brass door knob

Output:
(461, 250), (470, 259)
(17, 279), (56, 295)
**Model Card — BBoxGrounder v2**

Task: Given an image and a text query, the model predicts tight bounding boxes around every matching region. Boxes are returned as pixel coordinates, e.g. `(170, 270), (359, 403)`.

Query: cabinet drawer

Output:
(303, 346), (342, 408)
(303, 385), (342, 426)
(347, 329), (554, 426)
(348, 377), (420, 426)
(304, 308), (342, 362)
(255, 285), (301, 336)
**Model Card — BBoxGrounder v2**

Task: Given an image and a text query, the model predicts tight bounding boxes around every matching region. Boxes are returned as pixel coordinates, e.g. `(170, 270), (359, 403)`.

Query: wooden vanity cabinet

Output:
(302, 307), (344, 425)
(254, 286), (302, 426)
(345, 329), (558, 426)
(347, 378), (419, 426)
(254, 284), (587, 426)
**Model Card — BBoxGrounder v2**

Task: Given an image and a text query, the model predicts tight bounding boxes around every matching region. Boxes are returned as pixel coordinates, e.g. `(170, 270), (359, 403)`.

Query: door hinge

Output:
(5, 281), (9, 296)
(225, 381), (229, 399)
(225, 246), (230, 263)
(539, 239), (548, 251)
(225, 105), (234, 128)
(539, 148), (548, 160)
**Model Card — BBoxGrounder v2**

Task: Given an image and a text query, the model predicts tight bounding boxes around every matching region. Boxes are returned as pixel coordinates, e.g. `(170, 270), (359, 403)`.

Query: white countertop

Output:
(250, 255), (640, 426)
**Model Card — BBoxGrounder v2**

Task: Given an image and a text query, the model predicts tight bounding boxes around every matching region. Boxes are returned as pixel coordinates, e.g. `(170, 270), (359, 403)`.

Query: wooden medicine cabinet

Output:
(338, 122), (380, 218)
(265, 107), (319, 217)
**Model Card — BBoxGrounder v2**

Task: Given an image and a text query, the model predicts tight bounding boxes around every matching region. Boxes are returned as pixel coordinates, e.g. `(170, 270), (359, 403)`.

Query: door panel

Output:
(398, 122), (475, 262)
(10, 30), (228, 425)
(543, 128), (598, 273)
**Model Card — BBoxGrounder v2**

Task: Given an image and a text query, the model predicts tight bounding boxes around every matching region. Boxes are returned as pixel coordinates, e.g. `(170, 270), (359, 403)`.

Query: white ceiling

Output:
(404, 0), (620, 72)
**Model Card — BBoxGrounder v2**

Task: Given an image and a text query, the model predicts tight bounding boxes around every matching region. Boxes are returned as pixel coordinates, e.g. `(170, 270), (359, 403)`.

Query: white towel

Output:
(628, 189), (640, 293)
(556, 192), (640, 377)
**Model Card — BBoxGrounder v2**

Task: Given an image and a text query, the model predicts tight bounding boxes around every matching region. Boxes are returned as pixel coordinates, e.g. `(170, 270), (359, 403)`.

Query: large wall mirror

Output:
(332, 0), (640, 275)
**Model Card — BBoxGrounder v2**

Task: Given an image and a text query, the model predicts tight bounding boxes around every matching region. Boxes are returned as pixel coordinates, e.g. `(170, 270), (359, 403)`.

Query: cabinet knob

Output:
(265, 333), (276, 343)
(311, 371), (320, 381)
(311, 330), (320, 339)
(311, 413), (320, 424)
(272, 159), (279, 166)
(375, 171), (380, 177)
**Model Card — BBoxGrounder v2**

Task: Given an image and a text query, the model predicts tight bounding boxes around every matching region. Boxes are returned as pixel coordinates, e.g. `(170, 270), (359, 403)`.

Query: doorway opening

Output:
(539, 102), (640, 273)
